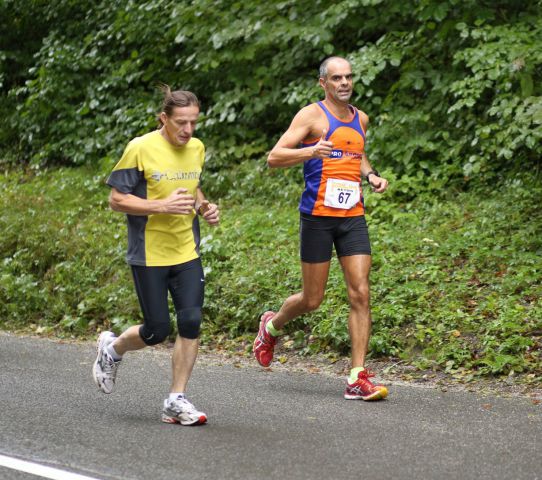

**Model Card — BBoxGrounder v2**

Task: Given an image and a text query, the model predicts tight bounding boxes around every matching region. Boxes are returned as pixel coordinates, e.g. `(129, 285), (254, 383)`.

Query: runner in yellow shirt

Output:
(93, 86), (219, 425)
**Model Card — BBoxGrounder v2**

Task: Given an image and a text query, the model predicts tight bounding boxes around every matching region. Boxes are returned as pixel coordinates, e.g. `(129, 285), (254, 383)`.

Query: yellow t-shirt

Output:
(107, 130), (205, 266)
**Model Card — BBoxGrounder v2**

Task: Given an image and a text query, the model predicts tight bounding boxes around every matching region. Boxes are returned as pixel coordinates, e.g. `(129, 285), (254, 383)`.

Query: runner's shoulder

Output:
(293, 103), (326, 129)
(125, 130), (158, 150)
(299, 102), (323, 118)
(355, 108), (369, 130)
(187, 136), (204, 149)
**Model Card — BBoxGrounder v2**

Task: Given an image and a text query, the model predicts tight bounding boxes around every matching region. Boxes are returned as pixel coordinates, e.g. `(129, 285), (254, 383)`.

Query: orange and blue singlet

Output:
(299, 101), (366, 217)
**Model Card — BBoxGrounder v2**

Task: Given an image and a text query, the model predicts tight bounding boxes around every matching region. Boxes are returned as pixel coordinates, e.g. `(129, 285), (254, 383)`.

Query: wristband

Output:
(198, 203), (210, 216)
(365, 170), (379, 181)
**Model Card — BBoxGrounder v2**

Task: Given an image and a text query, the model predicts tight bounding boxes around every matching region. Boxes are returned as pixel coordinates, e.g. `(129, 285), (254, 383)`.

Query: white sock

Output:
(106, 343), (122, 361)
(169, 393), (185, 402)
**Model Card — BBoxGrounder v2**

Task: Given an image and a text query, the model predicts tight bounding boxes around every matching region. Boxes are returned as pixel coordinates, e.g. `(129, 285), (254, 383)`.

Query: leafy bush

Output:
(1, 0), (541, 191)
(0, 168), (139, 332)
(1, 168), (539, 377)
(1, 1), (541, 378)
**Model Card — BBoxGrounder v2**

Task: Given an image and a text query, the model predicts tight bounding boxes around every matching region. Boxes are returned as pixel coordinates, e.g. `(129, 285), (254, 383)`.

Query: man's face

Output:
(160, 105), (200, 146)
(320, 59), (353, 103)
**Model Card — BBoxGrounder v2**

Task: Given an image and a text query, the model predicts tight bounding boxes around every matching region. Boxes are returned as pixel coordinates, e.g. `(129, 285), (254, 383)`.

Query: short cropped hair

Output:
(319, 56), (350, 79)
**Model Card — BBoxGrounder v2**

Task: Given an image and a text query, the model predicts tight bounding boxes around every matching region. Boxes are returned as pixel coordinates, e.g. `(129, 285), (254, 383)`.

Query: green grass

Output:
(0, 167), (540, 378)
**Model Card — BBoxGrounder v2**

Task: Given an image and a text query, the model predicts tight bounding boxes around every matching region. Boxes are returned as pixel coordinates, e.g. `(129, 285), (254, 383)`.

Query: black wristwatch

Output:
(365, 170), (380, 182)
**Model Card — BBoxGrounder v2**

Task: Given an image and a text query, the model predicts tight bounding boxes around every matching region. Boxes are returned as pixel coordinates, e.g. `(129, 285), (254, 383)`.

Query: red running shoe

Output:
(344, 369), (388, 401)
(253, 311), (277, 367)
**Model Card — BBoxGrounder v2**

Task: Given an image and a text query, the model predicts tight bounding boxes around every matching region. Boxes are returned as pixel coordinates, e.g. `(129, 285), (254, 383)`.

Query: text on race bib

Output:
(323, 178), (360, 209)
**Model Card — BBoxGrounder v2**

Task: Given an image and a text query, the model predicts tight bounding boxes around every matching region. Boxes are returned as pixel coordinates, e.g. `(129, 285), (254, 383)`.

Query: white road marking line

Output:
(0, 454), (102, 480)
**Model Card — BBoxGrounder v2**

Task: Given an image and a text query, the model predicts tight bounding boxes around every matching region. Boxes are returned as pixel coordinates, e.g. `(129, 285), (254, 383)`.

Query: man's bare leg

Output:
(340, 254), (387, 400)
(271, 261), (331, 330)
(162, 336), (207, 425)
(253, 261), (330, 367)
(111, 325), (147, 355)
(339, 254), (372, 368)
(170, 336), (199, 393)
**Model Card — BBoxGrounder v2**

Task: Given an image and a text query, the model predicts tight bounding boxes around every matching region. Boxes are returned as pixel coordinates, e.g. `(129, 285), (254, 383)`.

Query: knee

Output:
(348, 285), (370, 308)
(177, 307), (202, 339)
(303, 294), (324, 313)
(139, 323), (171, 346)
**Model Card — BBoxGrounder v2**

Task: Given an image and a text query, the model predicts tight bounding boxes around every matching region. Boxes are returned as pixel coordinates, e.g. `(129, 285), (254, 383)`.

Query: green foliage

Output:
(0, 168), (140, 333)
(0, 169), (540, 377)
(367, 176), (542, 375)
(1, 0), (541, 190)
(1, 0), (541, 378)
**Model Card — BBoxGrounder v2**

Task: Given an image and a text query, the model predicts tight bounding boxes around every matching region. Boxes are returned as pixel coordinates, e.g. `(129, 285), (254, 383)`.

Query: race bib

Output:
(323, 178), (360, 209)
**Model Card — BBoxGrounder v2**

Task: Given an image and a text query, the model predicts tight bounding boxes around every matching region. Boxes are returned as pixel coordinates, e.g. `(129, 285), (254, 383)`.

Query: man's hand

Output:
(311, 129), (333, 158)
(199, 200), (219, 226)
(161, 188), (196, 214)
(368, 174), (389, 193)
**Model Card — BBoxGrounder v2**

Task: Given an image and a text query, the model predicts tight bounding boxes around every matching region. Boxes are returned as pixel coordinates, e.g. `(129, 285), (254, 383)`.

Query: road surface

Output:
(0, 333), (540, 479)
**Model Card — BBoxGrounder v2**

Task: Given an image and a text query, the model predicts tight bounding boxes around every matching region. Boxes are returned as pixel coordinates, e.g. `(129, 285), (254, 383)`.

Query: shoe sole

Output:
(161, 414), (207, 426)
(344, 387), (388, 401)
(254, 353), (272, 368)
(92, 332), (115, 394)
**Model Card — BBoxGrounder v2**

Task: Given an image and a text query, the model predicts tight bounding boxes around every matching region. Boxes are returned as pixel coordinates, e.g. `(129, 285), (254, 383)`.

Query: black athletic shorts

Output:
(130, 258), (204, 332)
(300, 212), (371, 263)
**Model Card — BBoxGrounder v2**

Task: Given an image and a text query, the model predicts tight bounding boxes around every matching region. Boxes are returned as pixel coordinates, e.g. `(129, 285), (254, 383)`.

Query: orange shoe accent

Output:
(344, 369), (388, 401)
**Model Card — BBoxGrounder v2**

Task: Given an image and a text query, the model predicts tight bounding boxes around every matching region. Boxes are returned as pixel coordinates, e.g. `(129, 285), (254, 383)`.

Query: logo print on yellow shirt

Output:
(151, 171), (201, 182)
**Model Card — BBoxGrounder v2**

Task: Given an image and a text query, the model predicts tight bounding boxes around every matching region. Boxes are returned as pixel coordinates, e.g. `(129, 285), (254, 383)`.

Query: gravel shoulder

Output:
(197, 340), (542, 402)
(3, 329), (541, 402)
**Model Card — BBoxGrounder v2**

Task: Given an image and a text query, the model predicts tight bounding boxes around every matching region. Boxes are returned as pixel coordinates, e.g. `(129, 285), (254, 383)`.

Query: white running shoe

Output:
(162, 396), (207, 426)
(92, 331), (120, 394)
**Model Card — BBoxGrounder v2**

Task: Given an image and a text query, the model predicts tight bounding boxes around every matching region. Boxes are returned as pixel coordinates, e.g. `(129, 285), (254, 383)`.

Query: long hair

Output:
(157, 84), (200, 126)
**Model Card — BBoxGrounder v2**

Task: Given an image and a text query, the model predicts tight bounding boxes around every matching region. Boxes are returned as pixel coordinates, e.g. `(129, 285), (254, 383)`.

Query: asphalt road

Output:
(0, 333), (540, 480)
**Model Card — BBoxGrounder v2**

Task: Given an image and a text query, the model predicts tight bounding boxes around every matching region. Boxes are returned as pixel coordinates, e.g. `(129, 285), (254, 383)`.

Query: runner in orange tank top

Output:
(253, 56), (390, 401)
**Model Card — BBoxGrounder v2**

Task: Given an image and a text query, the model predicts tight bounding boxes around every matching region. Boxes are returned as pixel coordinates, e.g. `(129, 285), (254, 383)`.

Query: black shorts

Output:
(130, 258), (204, 333)
(300, 213), (371, 263)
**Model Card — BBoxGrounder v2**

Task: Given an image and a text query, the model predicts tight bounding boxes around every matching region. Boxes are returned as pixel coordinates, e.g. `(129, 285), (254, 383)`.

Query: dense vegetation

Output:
(1, 0), (541, 378)
(1, 170), (540, 378)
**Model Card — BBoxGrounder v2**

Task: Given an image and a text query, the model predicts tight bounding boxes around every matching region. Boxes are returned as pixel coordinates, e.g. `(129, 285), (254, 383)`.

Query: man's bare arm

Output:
(109, 188), (195, 215)
(358, 112), (388, 193)
(267, 106), (332, 168)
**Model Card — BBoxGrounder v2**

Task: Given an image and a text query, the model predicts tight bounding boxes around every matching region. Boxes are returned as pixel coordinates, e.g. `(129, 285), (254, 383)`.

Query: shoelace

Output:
(360, 369), (376, 379)
(102, 354), (119, 375)
(170, 398), (198, 414)
(261, 328), (278, 345)
(355, 369), (383, 391)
